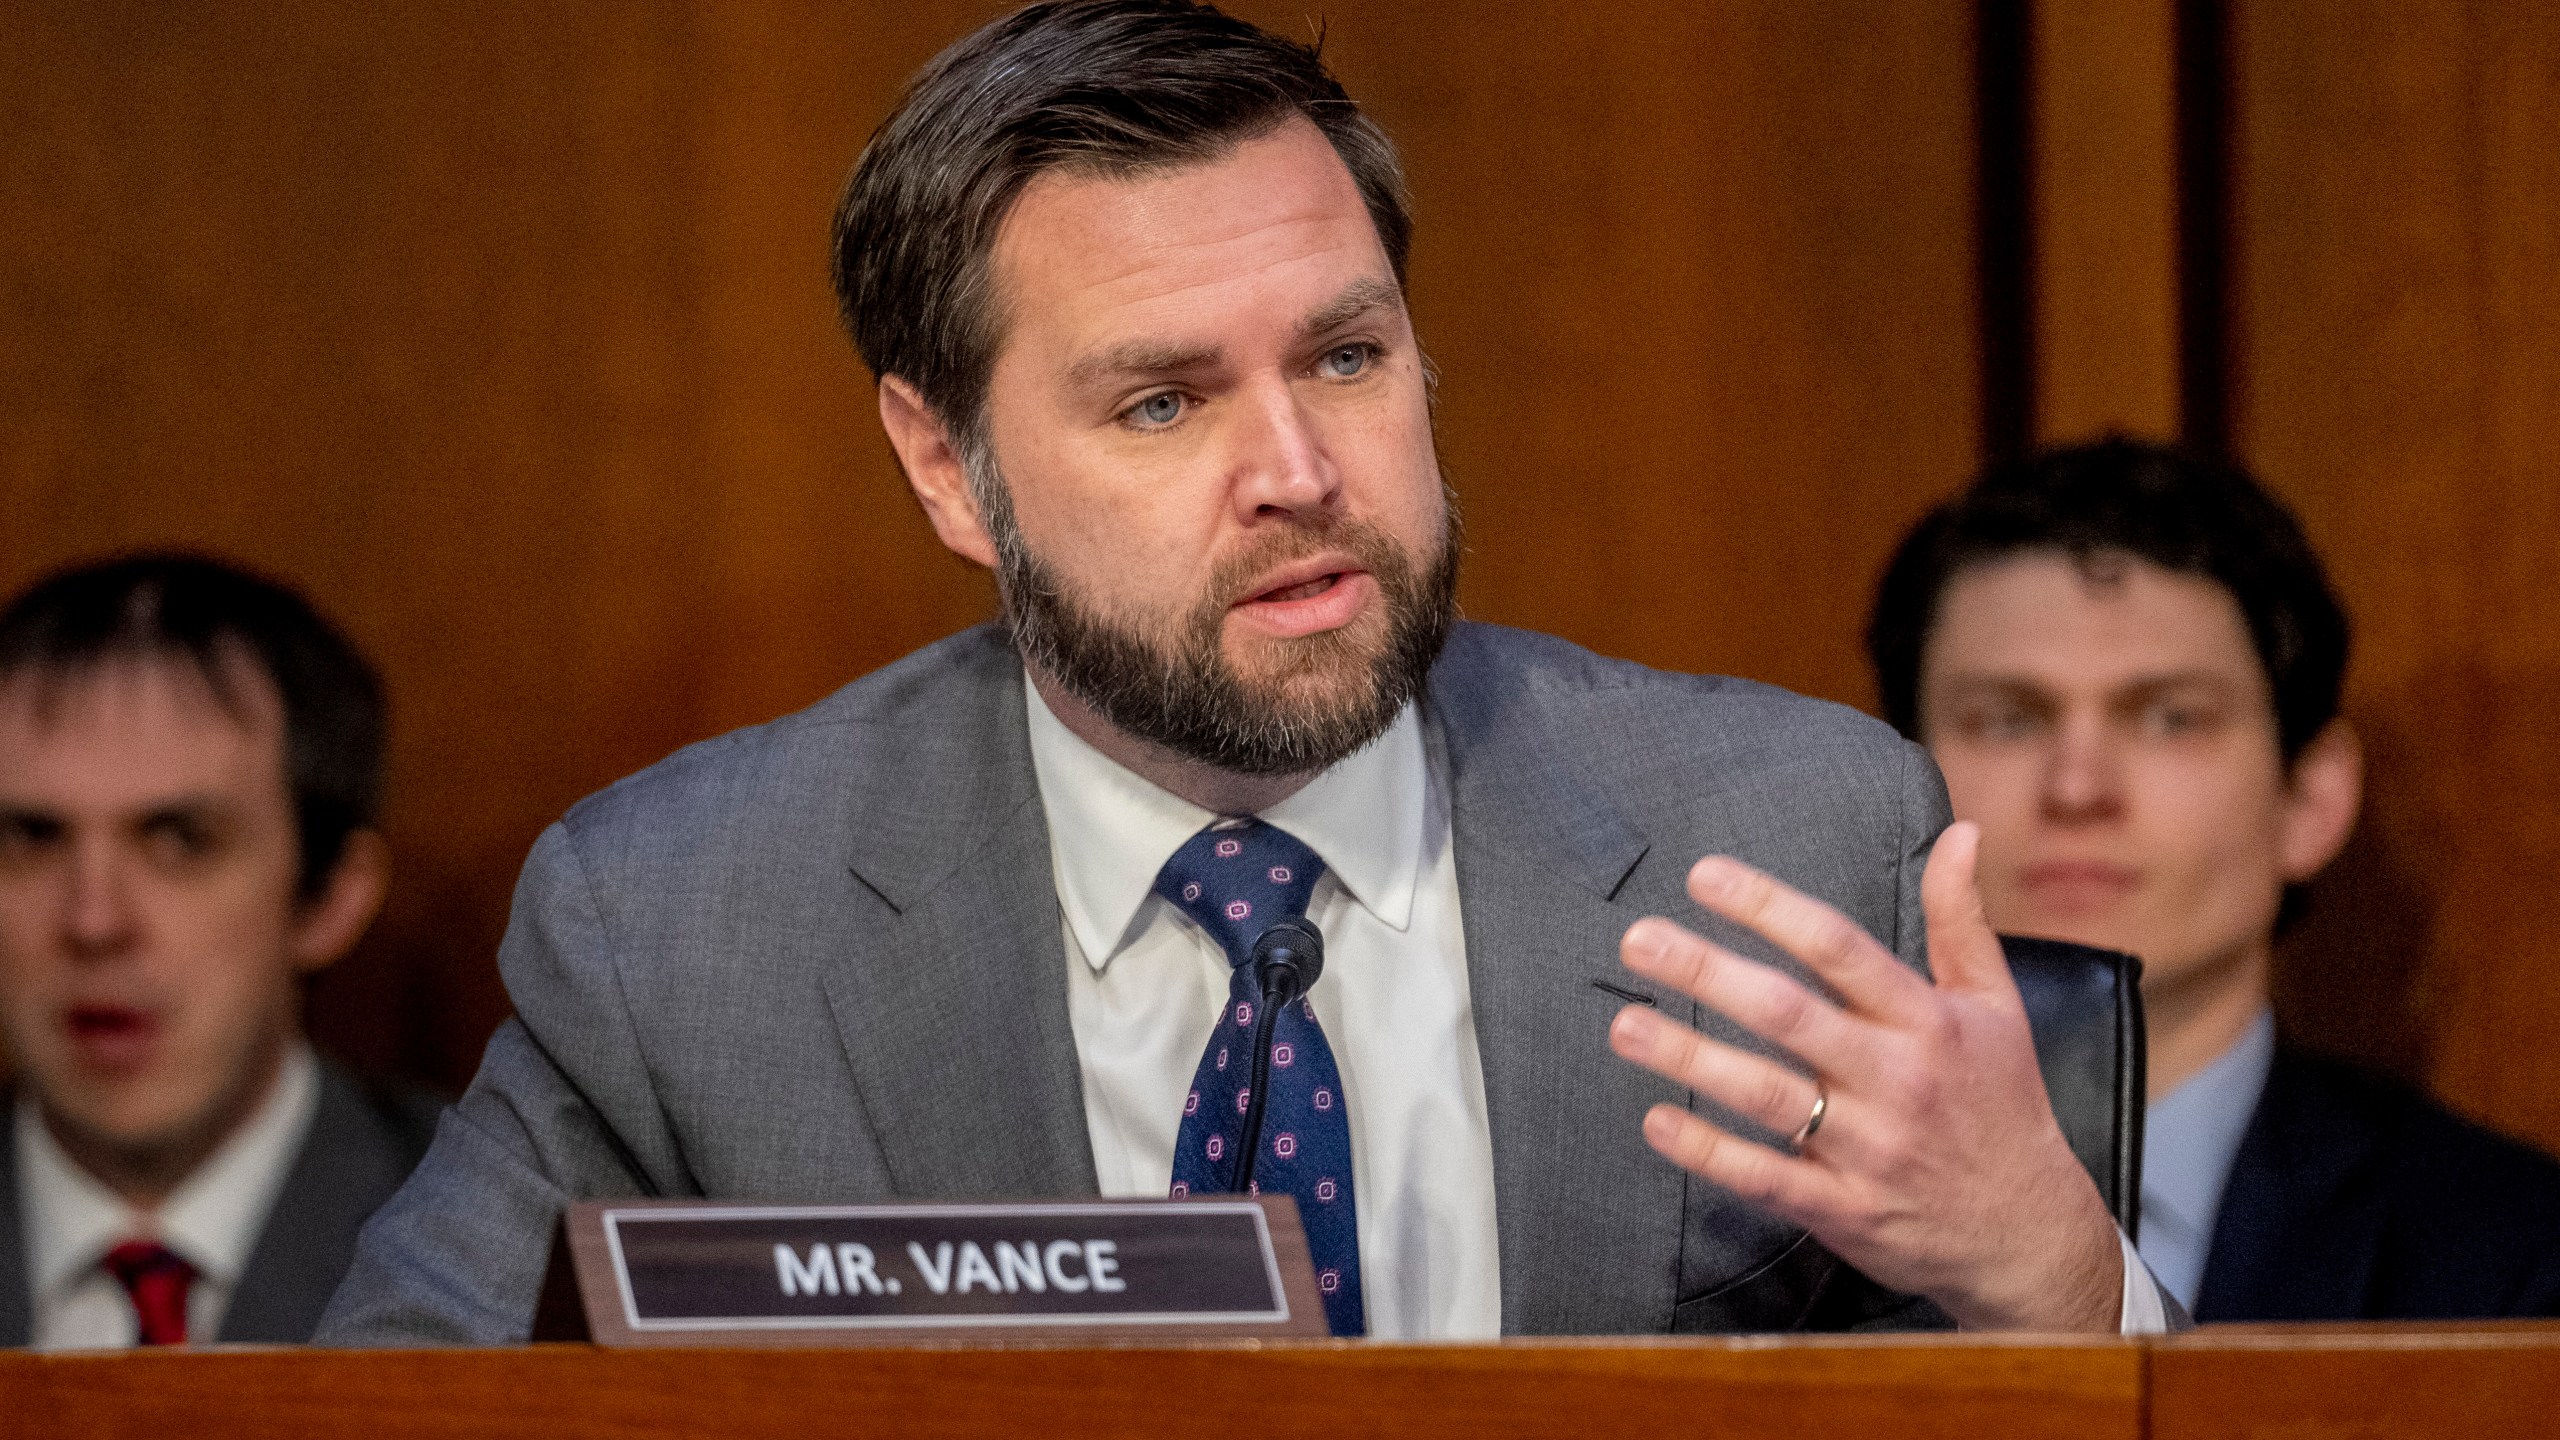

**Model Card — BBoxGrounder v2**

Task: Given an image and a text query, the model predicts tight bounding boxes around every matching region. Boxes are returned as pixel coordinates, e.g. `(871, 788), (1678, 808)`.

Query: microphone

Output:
(1234, 918), (1325, 1194)
(1248, 917), (1325, 1008)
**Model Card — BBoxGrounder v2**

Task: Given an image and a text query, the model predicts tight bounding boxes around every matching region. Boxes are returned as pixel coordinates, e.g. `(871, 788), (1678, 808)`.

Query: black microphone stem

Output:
(1234, 977), (1283, 1194)
(1232, 917), (1323, 1197)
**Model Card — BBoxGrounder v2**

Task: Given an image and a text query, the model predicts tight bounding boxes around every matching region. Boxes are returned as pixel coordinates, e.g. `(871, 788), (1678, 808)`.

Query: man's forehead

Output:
(0, 653), (285, 800)
(988, 121), (1396, 359)
(1931, 551), (2264, 684)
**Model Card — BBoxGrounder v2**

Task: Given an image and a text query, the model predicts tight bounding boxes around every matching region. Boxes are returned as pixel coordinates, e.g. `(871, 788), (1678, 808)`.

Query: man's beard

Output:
(973, 455), (1460, 778)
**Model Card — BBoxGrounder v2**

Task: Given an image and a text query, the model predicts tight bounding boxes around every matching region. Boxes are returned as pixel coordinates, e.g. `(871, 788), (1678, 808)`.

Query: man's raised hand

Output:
(1604, 822), (2124, 1331)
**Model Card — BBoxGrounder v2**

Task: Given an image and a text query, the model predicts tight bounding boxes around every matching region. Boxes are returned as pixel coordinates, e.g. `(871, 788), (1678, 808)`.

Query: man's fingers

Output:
(1639, 1104), (1838, 1220)
(1919, 821), (2017, 997)
(1620, 917), (1876, 1081)
(1683, 856), (1930, 1023)
(1608, 1003), (1828, 1138)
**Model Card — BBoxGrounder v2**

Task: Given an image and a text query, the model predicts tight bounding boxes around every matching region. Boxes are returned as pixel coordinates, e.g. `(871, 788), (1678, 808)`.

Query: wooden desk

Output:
(2151, 1323), (2560, 1440)
(0, 1327), (2550, 1439)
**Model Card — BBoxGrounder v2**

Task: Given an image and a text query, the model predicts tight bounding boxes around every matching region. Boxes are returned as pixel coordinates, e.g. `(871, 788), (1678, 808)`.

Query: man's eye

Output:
(140, 816), (218, 868)
(1320, 343), (1373, 379)
(1953, 705), (2048, 743)
(1127, 392), (1185, 428)
(2144, 702), (2214, 737)
(0, 814), (64, 862)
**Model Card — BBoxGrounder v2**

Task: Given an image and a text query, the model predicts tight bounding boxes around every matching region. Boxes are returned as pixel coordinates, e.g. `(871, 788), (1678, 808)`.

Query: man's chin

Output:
(41, 1088), (219, 1159)
(1220, 643), (1397, 715)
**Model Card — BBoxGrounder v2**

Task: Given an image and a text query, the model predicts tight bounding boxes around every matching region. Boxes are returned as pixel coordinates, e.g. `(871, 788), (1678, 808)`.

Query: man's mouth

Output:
(2015, 861), (2141, 915)
(1255, 573), (1342, 604)
(62, 1005), (161, 1071)
(68, 1005), (149, 1036)
(1228, 559), (1376, 640)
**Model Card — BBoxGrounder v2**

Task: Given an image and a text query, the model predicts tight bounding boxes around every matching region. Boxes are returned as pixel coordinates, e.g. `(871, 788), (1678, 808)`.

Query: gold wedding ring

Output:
(1790, 1083), (1829, 1153)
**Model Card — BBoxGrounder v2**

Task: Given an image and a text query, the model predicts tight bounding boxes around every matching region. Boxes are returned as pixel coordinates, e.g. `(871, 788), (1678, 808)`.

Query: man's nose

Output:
(62, 841), (138, 957)
(1226, 377), (1341, 521)
(2039, 724), (2125, 824)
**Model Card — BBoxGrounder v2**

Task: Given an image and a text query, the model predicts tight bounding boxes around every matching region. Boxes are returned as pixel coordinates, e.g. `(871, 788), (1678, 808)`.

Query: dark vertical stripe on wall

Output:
(2175, 0), (2233, 458)
(1974, 0), (2038, 463)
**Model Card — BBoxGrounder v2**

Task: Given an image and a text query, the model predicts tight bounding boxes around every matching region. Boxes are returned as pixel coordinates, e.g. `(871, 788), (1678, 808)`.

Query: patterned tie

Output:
(101, 1240), (194, 1346)
(1158, 818), (1366, 1337)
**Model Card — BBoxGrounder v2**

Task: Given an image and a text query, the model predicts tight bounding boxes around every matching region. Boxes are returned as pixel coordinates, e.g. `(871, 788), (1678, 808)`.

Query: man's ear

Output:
(288, 829), (390, 974)
(878, 376), (1000, 569)
(2278, 719), (2363, 882)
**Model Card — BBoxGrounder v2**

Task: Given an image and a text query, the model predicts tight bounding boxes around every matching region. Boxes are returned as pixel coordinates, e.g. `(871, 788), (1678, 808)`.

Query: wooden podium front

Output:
(2, 1327), (2554, 1438)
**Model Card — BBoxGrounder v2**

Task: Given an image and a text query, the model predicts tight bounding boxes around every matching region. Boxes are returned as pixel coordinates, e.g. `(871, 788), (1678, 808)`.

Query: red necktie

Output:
(101, 1240), (195, 1346)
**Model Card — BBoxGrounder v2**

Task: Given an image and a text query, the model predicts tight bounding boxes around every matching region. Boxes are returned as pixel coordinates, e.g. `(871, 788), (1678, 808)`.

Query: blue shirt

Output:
(2138, 1009), (2276, 1310)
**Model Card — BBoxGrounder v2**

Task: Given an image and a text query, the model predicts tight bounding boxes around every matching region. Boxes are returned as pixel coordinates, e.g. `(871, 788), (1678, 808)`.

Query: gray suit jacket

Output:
(2, 1060), (438, 1345)
(320, 622), (1956, 1342)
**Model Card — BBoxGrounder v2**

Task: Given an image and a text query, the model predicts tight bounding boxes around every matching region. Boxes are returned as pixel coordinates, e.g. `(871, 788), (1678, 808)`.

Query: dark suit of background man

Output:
(0, 555), (437, 1347)
(1868, 438), (2560, 1320)
(325, 0), (2177, 1343)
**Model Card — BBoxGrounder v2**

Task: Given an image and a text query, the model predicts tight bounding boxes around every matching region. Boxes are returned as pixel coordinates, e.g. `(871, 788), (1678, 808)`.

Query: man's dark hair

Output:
(0, 553), (386, 898)
(1867, 437), (2351, 766)
(830, 0), (1412, 451)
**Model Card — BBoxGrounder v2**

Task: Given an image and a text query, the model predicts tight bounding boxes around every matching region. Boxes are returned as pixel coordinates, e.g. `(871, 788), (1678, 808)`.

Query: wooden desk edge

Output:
(7, 1326), (2556, 1440)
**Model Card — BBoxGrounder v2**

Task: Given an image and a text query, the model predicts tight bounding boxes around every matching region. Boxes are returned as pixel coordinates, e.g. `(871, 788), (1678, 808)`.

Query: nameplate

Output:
(535, 1197), (1329, 1345)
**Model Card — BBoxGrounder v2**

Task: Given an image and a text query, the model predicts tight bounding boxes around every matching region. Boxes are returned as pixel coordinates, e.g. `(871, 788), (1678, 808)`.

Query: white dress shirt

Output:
(16, 1043), (319, 1349)
(1025, 684), (2164, 1336)
(1030, 687), (1504, 1339)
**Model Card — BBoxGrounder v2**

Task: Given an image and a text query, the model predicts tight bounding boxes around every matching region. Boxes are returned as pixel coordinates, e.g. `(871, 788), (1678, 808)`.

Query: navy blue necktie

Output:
(1157, 819), (1366, 1337)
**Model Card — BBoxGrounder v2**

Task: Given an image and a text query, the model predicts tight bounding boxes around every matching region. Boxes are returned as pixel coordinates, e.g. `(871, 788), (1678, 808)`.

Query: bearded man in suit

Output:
(323, 0), (2170, 1342)
(0, 554), (436, 1348)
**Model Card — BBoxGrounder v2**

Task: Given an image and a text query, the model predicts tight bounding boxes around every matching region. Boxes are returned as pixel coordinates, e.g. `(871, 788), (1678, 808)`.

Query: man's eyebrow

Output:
(1062, 278), (1404, 391)
(1934, 668), (2244, 700)
(1065, 340), (1224, 391)
(2110, 670), (2252, 703)
(1296, 277), (1404, 341)
(1933, 674), (2056, 701)
(135, 795), (232, 822)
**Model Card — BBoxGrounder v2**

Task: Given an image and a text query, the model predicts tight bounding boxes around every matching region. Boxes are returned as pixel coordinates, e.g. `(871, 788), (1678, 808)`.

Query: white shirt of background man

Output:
(17, 1043), (319, 1349)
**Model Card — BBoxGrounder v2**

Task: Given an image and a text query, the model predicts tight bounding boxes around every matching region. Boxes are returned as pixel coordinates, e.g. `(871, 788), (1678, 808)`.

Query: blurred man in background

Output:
(0, 555), (437, 1347)
(1867, 439), (2560, 1319)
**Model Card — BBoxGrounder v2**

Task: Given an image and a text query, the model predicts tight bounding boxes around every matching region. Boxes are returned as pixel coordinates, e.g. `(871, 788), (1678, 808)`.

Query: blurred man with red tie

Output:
(0, 555), (436, 1348)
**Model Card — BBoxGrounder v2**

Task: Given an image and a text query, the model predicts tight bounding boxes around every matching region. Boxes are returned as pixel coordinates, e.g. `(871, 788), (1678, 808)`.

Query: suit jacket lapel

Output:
(2196, 1048), (2381, 1320)
(1429, 630), (1690, 1335)
(221, 1063), (429, 1342)
(0, 1101), (29, 1346)
(820, 633), (1096, 1200)
(222, 1073), (354, 1342)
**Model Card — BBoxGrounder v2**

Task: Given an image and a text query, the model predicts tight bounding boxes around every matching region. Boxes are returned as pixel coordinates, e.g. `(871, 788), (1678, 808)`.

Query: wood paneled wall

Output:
(1315, 3), (1985, 696)
(0, 0), (1013, 1082)
(5, 1), (2555, 1155)
(2008, 0), (2560, 1149)
(0, 1), (1984, 1090)
(2225, 0), (2560, 1146)
(2028, 0), (2183, 444)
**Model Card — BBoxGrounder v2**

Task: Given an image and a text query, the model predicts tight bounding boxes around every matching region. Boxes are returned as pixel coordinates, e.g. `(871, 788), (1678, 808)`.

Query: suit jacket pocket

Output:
(1670, 1233), (1951, 1334)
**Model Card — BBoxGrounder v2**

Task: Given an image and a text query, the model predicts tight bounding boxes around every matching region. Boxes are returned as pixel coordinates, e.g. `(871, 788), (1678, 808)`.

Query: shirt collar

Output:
(1024, 681), (1428, 972)
(16, 1043), (320, 1300)
(2140, 1008), (2276, 1243)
